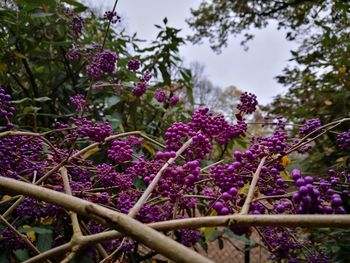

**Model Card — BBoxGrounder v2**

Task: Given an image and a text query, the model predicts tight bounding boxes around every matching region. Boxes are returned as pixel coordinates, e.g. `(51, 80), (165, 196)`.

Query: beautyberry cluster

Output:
(70, 15), (84, 34)
(104, 11), (120, 23)
(127, 59), (141, 72)
(69, 94), (85, 112)
(299, 118), (321, 137)
(337, 129), (350, 150)
(154, 88), (166, 102)
(107, 140), (133, 164)
(236, 92), (258, 114)
(0, 86), (15, 119)
(70, 117), (112, 142)
(86, 50), (118, 80)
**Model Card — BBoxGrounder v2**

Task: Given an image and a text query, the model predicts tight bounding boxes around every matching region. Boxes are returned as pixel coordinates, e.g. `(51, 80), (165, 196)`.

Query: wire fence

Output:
(200, 229), (270, 263)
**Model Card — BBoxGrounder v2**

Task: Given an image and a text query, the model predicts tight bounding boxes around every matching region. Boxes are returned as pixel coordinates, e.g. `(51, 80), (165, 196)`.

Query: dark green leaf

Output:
(18, 226), (53, 234)
(37, 232), (53, 252)
(208, 229), (221, 241)
(34, 97), (52, 102)
(31, 13), (54, 18)
(0, 253), (9, 263)
(13, 249), (29, 262)
(134, 176), (147, 190)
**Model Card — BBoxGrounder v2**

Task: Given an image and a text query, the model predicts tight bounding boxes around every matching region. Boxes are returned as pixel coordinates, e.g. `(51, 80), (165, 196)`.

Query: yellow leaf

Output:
(336, 157), (345, 162)
(118, 123), (125, 133)
(22, 225), (36, 242)
(324, 100), (333, 106)
(128, 93), (137, 102)
(2, 195), (12, 201)
(280, 156), (291, 167)
(238, 182), (250, 195)
(13, 51), (26, 59)
(200, 210), (217, 240)
(82, 146), (101, 159)
(280, 171), (291, 180)
(43, 5), (49, 13)
(143, 143), (155, 156)
(0, 63), (8, 72)
(338, 66), (347, 74)
(41, 216), (54, 225)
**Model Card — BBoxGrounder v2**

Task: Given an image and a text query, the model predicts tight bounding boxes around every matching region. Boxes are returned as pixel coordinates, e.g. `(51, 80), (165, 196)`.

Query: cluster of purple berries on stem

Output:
(0, 86), (15, 119)
(236, 92), (258, 115)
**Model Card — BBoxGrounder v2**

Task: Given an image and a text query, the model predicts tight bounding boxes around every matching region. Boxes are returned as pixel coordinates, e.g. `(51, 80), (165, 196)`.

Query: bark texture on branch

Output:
(0, 176), (212, 263)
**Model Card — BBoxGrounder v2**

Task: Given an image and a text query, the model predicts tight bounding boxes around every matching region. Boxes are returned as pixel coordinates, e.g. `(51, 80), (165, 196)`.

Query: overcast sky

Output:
(98, 0), (298, 105)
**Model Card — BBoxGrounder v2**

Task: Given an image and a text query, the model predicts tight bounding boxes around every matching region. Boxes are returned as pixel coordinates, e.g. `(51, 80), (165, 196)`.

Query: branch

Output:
(128, 138), (193, 217)
(0, 176), (213, 263)
(240, 157), (266, 214)
(286, 118), (350, 154)
(60, 167), (83, 263)
(101, 0), (119, 49)
(0, 214), (46, 260)
(0, 131), (59, 154)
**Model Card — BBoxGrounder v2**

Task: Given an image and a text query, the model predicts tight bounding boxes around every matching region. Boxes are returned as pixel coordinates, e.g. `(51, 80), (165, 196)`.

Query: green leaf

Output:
(34, 97), (52, 102)
(105, 113), (123, 130)
(31, 12), (54, 18)
(0, 253), (9, 263)
(37, 232), (53, 252)
(224, 228), (251, 243)
(13, 249), (29, 261)
(207, 229), (221, 241)
(18, 226), (53, 234)
(61, 0), (88, 11)
(134, 176), (147, 190)
(198, 236), (208, 253)
(105, 96), (121, 107)
(11, 98), (32, 104)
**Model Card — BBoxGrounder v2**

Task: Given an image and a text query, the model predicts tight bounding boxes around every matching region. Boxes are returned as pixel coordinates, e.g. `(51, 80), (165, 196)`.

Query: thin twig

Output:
(0, 214), (45, 259)
(240, 157), (266, 215)
(60, 167), (83, 263)
(128, 138), (193, 217)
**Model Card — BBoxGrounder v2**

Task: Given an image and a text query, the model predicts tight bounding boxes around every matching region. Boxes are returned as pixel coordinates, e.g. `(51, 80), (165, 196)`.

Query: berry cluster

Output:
(127, 59), (141, 71)
(86, 50), (118, 80)
(132, 82), (148, 97)
(69, 94), (86, 112)
(154, 88), (166, 102)
(0, 86), (15, 119)
(291, 169), (345, 214)
(132, 71), (152, 97)
(104, 11), (120, 23)
(70, 117), (112, 142)
(66, 45), (80, 61)
(165, 122), (212, 160)
(70, 15), (84, 34)
(337, 129), (350, 150)
(189, 108), (247, 144)
(107, 140), (133, 164)
(299, 118), (321, 136)
(168, 95), (180, 106)
(236, 92), (258, 114)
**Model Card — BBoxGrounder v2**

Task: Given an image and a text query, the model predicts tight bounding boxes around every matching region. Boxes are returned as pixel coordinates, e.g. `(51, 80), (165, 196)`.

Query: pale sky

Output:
(93, 0), (298, 105)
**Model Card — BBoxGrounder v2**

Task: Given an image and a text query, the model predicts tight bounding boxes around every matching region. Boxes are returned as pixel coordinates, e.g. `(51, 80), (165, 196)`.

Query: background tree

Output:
(188, 0), (350, 170)
(188, 1), (350, 259)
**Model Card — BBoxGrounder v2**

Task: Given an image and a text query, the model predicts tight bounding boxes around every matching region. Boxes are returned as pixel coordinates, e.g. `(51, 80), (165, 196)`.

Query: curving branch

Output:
(0, 176), (213, 263)
(2, 176), (350, 262)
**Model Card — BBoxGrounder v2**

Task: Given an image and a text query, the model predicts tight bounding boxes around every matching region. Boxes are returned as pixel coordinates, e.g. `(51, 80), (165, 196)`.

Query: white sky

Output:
(98, 0), (298, 105)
